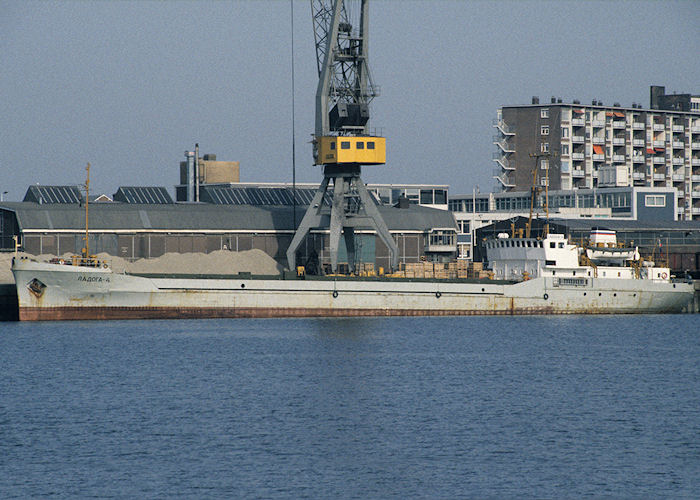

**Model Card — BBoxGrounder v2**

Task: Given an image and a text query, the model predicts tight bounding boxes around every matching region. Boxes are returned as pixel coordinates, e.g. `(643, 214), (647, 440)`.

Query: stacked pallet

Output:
(394, 261), (489, 279)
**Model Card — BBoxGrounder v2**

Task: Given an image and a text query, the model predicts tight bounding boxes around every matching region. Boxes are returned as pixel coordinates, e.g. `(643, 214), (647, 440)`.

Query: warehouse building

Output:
(0, 184), (457, 273)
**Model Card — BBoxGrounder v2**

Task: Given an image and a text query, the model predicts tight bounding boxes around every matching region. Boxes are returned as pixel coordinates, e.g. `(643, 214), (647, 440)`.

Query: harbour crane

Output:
(286, 0), (399, 274)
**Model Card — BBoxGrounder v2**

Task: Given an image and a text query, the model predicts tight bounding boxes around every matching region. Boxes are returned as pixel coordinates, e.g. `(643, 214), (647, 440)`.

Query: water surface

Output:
(2, 315), (699, 498)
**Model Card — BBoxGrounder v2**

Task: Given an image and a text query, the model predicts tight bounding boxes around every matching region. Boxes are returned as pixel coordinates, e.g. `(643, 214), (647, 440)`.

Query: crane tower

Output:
(286, 0), (399, 274)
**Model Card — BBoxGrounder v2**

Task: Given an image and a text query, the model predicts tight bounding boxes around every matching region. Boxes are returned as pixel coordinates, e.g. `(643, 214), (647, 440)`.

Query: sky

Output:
(1, 0), (699, 201)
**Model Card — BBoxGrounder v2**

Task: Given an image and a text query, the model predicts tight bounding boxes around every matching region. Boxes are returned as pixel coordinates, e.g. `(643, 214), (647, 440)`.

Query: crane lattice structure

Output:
(286, 0), (399, 274)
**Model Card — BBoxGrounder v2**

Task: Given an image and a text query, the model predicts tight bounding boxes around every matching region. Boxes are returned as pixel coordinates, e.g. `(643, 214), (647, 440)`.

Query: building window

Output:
(420, 190), (433, 205)
(341, 141), (351, 149)
(367, 142), (375, 149)
(562, 128), (569, 138)
(541, 125), (549, 135)
(434, 190), (447, 205)
(541, 108), (549, 118)
(541, 142), (549, 153)
(429, 230), (455, 247)
(561, 144), (569, 155)
(645, 195), (666, 207)
(330, 142), (336, 150)
(356, 142), (364, 149)
(541, 159), (549, 170)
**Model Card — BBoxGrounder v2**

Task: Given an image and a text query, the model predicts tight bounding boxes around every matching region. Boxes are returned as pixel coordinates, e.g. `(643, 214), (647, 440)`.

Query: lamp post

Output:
(1, 191), (7, 202)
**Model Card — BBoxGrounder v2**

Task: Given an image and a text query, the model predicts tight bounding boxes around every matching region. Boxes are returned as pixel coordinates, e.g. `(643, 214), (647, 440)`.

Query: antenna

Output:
(291, 0), (297, 231)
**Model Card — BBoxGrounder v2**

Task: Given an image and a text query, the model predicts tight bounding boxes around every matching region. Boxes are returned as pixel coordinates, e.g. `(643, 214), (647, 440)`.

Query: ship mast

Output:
(83, 162), (90, 258)
(526, 152), (556, 238)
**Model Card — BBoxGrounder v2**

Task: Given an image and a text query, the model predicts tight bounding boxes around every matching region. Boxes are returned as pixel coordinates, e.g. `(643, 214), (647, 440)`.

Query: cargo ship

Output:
(11, 229), (694, 320)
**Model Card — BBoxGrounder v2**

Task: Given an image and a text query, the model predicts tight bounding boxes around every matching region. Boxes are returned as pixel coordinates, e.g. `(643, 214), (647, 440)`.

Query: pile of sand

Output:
(126, 249), (282, 275)
(0, 249), (283, 284)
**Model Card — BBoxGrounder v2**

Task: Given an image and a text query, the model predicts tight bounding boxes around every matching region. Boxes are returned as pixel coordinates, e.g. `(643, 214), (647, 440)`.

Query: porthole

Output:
(241, 283), (245, 289)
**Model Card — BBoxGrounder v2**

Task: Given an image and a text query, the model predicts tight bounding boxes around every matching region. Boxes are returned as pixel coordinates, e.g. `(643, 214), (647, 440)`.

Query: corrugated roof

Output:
(1, 202), (456, 233)
(23, 185), (83, 204)
(113, 186), (173, 204)
(199, 185), (331, 206)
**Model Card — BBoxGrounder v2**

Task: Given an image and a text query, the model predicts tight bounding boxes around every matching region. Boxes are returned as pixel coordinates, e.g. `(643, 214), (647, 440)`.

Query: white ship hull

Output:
(11, 259), (694, 321)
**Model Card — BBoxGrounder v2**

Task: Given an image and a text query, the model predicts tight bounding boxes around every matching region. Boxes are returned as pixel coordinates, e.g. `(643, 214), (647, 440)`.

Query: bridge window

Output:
(341, 141), (351, 149)
(367, 142), (375, 149)
(356, 142), (364, 149)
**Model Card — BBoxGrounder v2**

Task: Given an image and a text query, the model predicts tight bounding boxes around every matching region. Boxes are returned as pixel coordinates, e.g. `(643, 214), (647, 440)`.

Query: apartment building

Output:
(493, 85), (700, 220)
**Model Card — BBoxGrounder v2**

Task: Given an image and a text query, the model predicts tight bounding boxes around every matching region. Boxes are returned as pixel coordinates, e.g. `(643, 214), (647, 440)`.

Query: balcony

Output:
(693, 207), (700, 214)
(653, 140), (665, 147)
(494, 173), (515, 187)
(632, 172), (646, 180)
(632, 139), (645, 147)
(692, 125), (700, 133)
(653, 173), (666, 180)
(612, 138), (625, 146)
(653, 124), (665, 131)
(492, 119), (515, 136)
(572, 118), (585, 127)
(692, 158), (700, 166)
(672, 140), (685, 148)
(572, 135), (585, 143)
(672, 157), (685, 165)
(612, 120), (626, 129)
(653, 157), (666, 164)
(613, 154), (626, 162)
(592, 154), (605, 162)
(592, 137), (605, 145)
(494, 138), (514, 153)
(492, 154), (514, 170)
(572, 169), (585, 178)
(672, 173), (685, 181)
(633, 122), (645, 130)
(632, 156), (645, 163)
(672, 124), (684, 132)
(692, 142), (700, 149)
(572, 152), (585, 161)
(691, 175), (700, 181)
(592, 120), (605, 128)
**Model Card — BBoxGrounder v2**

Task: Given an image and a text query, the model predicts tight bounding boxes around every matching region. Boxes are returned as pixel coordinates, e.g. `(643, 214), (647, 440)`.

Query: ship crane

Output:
(286, 0), (399, 274)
